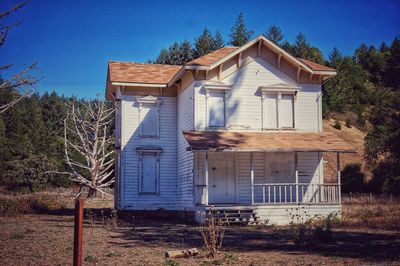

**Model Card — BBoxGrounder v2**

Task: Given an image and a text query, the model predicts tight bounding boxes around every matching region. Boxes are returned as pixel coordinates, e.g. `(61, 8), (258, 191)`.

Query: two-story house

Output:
(105, 35), (355, 224)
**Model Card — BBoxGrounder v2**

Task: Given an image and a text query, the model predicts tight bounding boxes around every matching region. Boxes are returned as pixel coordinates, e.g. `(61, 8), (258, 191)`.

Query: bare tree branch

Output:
(61, 98), (115, 198)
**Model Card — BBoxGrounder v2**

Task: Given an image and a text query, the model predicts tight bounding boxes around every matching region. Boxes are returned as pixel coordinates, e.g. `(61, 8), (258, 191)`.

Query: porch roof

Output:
(183, 131), (356, 153)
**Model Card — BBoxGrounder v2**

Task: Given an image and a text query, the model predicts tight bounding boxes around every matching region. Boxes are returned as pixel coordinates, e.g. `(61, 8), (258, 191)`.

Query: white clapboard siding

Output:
(119, 95), (178, 209)
(195, 58), (321, 132)
(295, 84), (321, 132)
(177, 81), (195, 207)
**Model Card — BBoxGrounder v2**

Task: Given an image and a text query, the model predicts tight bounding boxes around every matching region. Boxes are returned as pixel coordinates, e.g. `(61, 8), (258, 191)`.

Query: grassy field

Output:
(1, 194), (400, 265)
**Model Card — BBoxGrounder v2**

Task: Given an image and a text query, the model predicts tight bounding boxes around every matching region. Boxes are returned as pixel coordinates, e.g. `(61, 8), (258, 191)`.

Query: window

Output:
(261, 88), (297, 130)
(206, 91), (226, 128)
(264, 94), (278, 128)
(279, 94), (294, 128)
(137, 147), (162, 194)
(137, 96), (162, 138)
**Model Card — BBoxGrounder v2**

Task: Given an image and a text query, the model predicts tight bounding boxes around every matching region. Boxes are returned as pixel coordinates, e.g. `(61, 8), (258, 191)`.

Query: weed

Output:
(199, 210), (226, 258)
(165, 259), (179, 266)
(333, 120), (342, 130)
(286, 207), (312, 247)
(10, 233), (24, 240)
(85, 208), (96, 228)
(311, 212), (340, 243)
(84, 255), (98, 264)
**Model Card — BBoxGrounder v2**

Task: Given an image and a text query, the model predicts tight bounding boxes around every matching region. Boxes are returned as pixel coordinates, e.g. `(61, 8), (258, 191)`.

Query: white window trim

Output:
(204, 85), (230, 130)
(261, 87), (298, 130)
(137, 95), (162, 138)
(137, 146), (162, 195)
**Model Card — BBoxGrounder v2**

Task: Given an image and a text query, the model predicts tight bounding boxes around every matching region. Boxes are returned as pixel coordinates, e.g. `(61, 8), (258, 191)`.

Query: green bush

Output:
(333, 120), (342, 130)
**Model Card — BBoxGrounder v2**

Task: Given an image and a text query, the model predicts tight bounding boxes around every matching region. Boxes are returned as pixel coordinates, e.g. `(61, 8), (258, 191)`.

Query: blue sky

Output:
(1, 0), (399, 98)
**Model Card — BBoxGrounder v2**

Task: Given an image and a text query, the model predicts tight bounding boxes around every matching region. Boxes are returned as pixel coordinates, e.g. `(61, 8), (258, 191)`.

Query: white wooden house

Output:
(105, 35), (355, 224)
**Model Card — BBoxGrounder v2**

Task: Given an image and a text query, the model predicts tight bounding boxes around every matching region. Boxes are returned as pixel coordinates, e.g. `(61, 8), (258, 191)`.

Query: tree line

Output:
(0, 9), (399, 195)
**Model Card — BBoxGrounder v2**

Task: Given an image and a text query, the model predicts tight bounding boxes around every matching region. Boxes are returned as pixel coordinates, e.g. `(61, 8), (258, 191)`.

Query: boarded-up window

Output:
(207, 91), (225, 128)
(264, 94), (278, 128)
(262, 92), (295, 129)
(279, 94), (294, 128)
(141, 104), (158, 137)
(141, 153), (158, 193)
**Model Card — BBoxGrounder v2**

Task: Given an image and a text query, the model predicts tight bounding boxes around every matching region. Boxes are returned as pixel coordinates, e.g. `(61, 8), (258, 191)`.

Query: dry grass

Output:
(340, 202), (400, 231)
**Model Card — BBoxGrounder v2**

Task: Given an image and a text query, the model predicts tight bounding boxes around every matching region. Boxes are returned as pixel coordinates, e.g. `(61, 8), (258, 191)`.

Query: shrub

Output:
(311, 213), (339, 243)
(286, 207), (311, 247)
(199, 211), (226, 258)
(0, 194), (65, 216)
(345, 117), (352, 128)
(333, 120), (342, 130)
(31, 194), (65, 213)
(0, 197), (33, 216)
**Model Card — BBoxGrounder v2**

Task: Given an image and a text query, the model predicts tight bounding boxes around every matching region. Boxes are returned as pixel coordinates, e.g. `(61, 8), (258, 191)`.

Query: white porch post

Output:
(295, 151), (299, 204)
(250, 152), (254, 205)
(203, 151), (209, 205)
(337, 152), (341, 204)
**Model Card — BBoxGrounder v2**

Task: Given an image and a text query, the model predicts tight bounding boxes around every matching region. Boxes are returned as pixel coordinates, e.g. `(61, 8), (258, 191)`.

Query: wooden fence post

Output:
(73, 198), (84, 266)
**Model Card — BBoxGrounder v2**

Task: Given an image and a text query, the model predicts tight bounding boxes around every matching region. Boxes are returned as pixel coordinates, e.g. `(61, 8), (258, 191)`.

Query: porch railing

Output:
(252, 183), (340, 204)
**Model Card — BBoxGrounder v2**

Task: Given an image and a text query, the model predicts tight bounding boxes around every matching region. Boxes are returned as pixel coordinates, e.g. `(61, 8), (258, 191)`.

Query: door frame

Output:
(208, 152), (236, 204)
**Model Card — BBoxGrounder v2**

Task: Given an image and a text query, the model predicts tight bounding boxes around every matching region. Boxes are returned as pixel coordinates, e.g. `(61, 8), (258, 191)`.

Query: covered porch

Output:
(184, 131), (356, 208)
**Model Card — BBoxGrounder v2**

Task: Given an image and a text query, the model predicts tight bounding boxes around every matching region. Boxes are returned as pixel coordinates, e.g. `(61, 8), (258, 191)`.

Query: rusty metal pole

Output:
(73, 198), (84, 266)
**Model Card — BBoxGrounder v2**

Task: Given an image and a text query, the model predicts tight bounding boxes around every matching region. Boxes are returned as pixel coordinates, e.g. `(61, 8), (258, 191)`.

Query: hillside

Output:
(323, 119), (370, 183)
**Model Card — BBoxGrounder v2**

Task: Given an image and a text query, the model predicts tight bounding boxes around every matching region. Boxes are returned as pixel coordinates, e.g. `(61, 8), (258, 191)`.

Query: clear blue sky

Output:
(1, 0), (399, 98)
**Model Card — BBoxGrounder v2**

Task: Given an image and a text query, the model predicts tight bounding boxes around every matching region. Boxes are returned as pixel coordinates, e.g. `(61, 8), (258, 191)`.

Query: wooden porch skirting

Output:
(194, 203), (342, 225)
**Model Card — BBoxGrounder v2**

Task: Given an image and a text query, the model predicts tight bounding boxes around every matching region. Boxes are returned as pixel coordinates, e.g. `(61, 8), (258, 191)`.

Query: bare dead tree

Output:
(0, 1), (39, 114)
(59, 98), (115, 198)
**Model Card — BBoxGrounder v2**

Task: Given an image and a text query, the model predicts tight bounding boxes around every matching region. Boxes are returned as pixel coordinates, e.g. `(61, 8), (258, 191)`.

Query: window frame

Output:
(137, 146), (162, 195)
(261, 86), (299, 130)
(204, 85), (230, 130)
(137, 95), (162, 138)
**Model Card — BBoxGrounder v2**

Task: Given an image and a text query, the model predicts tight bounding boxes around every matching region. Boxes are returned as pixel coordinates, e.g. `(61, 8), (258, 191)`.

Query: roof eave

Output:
(111, 81), (168, 88)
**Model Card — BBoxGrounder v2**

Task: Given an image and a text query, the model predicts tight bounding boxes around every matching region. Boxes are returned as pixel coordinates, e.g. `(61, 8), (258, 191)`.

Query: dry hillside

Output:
(323, 119), (370, 183)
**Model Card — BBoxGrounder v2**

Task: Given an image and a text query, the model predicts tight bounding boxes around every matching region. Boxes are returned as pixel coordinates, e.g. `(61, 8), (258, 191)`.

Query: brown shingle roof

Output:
(183, 131), (355, 153)
(186, 47), (238, 66)
(108, 61), (182, 84)
(298, 58), (336, 72)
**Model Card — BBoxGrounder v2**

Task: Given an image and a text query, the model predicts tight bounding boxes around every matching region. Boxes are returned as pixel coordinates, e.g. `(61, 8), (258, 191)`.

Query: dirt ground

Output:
(1, 210), (400, 266)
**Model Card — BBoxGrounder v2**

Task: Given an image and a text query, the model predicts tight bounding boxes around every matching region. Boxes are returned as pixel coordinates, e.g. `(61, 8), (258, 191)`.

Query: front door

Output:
(209, 153), (235, 204)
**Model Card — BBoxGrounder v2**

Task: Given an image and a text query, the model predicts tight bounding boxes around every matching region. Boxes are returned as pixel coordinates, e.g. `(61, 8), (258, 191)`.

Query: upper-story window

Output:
(205, 84), (231, 129)
(261, 85), (299, 130)
(137, 95), (162, 138)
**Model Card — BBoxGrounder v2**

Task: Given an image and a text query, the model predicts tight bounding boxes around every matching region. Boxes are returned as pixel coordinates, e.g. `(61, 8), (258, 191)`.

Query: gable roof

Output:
(184, 35), (336, 75)
(186, 47), (238, 66)
(108, 61), (181, 85)
(298, 58), (336, 72)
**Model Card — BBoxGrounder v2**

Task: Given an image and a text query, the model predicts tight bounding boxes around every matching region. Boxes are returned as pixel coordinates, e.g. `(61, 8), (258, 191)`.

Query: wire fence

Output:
(342, 193), (398, 204)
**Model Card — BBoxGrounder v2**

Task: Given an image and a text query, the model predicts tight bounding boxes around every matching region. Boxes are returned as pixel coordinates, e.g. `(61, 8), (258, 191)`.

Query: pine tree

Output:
(179, 40), (193, 64)
(292, 33), (311, 58)
(155, 48), (170, 64)
(229, 13), (254, 46)
(329, 47), (343, 69)
(213, 30), (225, 50)
(265, 25), (284, 45)
(167, 42), (182, 65)
(385, 37), (400, 89)
(193, 28), (215, 58)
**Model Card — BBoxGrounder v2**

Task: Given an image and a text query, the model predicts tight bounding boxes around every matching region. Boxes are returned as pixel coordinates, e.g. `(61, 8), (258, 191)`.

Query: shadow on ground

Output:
(108, 218), (400, 263)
